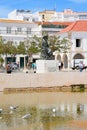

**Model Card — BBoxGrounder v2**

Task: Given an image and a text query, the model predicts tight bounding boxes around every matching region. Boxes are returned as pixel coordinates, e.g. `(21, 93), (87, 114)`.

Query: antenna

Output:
(54, 3), (56, 11)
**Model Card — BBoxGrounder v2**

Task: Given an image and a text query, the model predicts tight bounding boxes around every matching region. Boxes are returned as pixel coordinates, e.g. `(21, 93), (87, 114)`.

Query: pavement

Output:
(0, 68), (87, 91)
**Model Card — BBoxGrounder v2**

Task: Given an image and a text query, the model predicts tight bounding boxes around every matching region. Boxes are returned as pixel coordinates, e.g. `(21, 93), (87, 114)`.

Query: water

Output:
(0, 92), (87, 130)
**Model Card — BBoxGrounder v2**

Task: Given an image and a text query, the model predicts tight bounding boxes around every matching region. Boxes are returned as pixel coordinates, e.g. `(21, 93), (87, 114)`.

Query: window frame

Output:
(76, 39), (81, 47)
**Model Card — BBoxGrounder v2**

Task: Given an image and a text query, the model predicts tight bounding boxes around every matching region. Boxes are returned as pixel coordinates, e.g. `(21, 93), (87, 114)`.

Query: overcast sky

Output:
(0, 0), (87, 18)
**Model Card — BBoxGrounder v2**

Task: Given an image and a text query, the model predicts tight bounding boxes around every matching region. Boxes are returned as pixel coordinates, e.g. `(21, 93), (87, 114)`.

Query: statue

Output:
(41, 35), (53, 60)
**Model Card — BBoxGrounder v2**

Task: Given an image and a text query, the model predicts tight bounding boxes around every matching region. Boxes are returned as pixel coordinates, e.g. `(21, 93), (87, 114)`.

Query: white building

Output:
(8, 9), (41, 22)
(56, 20), (87, 69)
(8, 9), (87, 23)
(0, 19), (41, 43)
(0, 19), (42, 68)
(51, 9), (87, 22)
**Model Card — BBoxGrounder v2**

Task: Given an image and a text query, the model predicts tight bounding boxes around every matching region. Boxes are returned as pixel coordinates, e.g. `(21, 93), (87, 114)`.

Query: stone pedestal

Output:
(36, 60), (59, 73)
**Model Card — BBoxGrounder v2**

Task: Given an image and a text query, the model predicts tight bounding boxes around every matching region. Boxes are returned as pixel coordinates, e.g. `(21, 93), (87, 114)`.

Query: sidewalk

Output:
(0, 71), (87, 91)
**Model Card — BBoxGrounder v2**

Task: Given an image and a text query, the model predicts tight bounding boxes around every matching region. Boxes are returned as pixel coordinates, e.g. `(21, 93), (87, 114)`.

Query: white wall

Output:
(0, 20), (42, 43)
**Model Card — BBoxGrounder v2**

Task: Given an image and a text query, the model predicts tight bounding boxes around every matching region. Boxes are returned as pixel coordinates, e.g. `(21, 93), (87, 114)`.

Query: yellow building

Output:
(39, 10), (56, 22)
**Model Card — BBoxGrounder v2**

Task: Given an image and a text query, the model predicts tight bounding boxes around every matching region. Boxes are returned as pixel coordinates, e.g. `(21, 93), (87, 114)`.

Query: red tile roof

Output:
(58, 20), (87, 34)
(36, 21), (73, 26)
(42, 21), (73, 25)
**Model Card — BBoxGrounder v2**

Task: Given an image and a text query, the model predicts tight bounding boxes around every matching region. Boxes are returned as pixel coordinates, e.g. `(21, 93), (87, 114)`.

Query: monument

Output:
(36, 35), (59, 73)
(41, 35), (54, 60)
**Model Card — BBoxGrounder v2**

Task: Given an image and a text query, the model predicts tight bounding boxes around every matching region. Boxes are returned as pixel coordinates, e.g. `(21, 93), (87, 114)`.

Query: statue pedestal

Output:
(36, 60), (59, 73)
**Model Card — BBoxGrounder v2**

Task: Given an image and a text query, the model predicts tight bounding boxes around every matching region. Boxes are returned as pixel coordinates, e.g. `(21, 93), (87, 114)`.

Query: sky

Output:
(0, 0), (87, 18)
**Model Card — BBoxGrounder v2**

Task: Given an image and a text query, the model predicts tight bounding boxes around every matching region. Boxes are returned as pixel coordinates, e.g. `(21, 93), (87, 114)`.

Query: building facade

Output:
(41, 21), (73, 35)
(8, 9), (41, 22)
(0, 19), (41, 42)
(39, 10), (56, 22)
(51, 9), (87, 22)
(8, 9), (87, 22)
(1, 9), (87, 70)
(56, 20), (87, 69)
(0, 19), (42, 68)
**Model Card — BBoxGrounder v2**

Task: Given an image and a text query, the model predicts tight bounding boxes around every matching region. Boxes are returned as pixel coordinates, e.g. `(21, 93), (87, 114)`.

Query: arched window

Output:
(57, 54), (61, 62)
(73, 53), (84, 59)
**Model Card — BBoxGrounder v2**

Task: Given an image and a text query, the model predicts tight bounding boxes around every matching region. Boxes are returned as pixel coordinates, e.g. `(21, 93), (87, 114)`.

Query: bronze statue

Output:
(41, 35), (53, 60)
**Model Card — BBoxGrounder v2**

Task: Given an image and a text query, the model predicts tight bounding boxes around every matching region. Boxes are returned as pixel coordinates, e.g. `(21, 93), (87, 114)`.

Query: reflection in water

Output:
(0, 92), (87, 130)
(77, 103), (84, 113)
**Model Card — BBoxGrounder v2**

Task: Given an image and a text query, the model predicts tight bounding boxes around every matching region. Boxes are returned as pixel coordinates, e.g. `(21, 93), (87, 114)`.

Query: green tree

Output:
(27, 35), (41, 54)
(30, 35), (70, 55)
(0, 36), (4, 54)
(0, 57), (4, 67)
(0, 37), (5, 67)
(2, 41), (18, 64)
(59, 37), (70, 53)
(48, 35), (59, 52)
(24, 35), (70, 58)
(10, 43), (17, 56)
(3, 41), (12, 56)
(27, 41), (40, 54)
(17, 42), (26, 54)
(48, 35), (70, 53)
(3, 41), (17, 55)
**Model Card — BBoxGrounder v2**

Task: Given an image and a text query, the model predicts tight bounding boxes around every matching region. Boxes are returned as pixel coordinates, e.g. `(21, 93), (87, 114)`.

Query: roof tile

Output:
(58, 20), (87, 34)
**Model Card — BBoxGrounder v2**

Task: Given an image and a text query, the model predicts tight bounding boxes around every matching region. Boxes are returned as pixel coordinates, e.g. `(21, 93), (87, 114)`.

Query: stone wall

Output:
(0, 72), (87, 92)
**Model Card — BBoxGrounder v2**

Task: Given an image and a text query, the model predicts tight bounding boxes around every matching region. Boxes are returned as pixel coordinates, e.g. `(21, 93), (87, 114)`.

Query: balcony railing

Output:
(42, 24), (67, 28)
(0, 30), (41, 36)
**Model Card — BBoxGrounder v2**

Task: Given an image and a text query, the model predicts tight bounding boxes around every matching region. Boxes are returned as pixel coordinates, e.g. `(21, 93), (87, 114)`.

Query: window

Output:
(23, 17), (29, 21)
(79, 15), (87, 20)
(17, 27), (22, 33)
(76, 39), (81, 47)
(42, 14), (45, 19)
(6, 27), (11, 34)
(26, 28), (31, 34)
